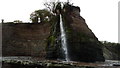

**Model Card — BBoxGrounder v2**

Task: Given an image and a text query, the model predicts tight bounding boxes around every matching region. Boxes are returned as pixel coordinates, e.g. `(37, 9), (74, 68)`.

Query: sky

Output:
(0, 0), (119, 43)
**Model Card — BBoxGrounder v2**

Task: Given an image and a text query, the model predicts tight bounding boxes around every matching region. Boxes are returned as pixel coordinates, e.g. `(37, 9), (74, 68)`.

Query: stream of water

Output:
(60, 14), (69, 61)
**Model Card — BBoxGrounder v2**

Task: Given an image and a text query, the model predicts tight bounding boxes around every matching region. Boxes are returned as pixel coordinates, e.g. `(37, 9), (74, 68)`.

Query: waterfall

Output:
(60, 14), (69, 61)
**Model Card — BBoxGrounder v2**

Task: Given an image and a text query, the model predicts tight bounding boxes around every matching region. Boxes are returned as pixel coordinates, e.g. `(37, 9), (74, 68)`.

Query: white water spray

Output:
(60, 14), (69, 61)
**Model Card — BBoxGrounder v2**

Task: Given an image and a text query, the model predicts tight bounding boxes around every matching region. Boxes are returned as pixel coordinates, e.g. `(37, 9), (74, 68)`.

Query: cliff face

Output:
(2, 3), (105, 62)
(62, 4), (105, 62)
(46, 4), (105, 62)
(102, 42), (120, 60)
(2, 23), (51, 59)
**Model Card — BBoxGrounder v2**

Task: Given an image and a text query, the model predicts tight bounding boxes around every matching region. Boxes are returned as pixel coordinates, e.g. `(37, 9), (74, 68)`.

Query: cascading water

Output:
(60, 14), (69, 61)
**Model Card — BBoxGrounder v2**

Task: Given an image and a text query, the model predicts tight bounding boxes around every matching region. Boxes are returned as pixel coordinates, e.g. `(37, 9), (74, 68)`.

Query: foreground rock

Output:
(2, 58), (120, 68)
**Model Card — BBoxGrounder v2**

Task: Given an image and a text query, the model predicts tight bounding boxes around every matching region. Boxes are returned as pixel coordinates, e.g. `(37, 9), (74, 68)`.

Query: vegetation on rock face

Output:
(101, 41), (120, 60)
(13, 20), (23, 23)
(3, 20), (23, 23)
(46, 14), (65, 60)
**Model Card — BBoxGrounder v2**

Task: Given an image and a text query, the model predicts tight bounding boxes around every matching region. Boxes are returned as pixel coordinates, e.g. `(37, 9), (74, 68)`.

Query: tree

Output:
(30, 9), (54, 23)
(44, 2), (58, 14)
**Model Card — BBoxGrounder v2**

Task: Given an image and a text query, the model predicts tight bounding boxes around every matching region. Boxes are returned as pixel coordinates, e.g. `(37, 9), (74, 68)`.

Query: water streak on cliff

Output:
(60, 14), (69, 61)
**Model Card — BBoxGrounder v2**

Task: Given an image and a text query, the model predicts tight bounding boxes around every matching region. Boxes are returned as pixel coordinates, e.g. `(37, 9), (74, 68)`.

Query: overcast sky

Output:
(0, 0), (119, 43)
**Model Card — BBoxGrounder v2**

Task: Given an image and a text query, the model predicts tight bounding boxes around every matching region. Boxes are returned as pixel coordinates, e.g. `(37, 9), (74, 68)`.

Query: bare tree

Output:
(44, 0), (71, 14)
(44, 2), (58, 14)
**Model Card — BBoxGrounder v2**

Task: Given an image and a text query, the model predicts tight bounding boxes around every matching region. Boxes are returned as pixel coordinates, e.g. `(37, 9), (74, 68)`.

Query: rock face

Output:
(2, 23), (51, 59)
(2, 3), (105, 62)
(47, 3), (105, 62)
(102, 42), (120, 60)
(62, 4), (105, 62)
(46, 15), (64, 60)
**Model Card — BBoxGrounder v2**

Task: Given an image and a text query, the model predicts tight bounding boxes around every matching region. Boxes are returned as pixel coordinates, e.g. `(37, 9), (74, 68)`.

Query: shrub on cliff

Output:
(30, 9), (55, 23)
(13, 20), (23, 23)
